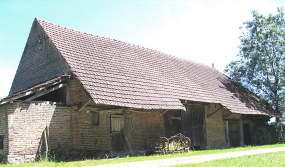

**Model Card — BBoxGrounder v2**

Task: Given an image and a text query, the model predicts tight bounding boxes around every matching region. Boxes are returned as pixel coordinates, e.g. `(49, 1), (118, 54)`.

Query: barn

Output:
(0, 18), (279, 163)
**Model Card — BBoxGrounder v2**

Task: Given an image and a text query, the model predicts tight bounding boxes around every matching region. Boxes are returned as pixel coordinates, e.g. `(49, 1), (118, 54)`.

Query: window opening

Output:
(90, 111), (99, 126)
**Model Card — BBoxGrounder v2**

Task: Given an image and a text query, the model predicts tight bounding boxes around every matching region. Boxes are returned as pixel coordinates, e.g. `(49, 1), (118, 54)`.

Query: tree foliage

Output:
(225, 8), (285, 115)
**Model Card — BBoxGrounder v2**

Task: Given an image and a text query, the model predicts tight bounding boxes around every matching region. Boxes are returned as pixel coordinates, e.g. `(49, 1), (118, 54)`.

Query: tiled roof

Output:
(36, 18), (277, 116)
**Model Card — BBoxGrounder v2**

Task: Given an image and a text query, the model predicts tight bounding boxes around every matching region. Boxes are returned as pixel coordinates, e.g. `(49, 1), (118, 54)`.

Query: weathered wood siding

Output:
(182, 105), (206, 149)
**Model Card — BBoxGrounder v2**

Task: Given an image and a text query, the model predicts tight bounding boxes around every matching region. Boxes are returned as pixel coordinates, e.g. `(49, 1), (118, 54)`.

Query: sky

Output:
(0, 0), (284, 98)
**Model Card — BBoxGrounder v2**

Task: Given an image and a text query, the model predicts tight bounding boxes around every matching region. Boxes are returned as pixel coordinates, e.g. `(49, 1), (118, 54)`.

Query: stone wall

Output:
(5, 102), (71, 163)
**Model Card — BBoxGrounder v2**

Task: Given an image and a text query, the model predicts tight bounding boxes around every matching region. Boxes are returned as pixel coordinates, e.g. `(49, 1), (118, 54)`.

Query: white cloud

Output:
(135, 0), (282, 72)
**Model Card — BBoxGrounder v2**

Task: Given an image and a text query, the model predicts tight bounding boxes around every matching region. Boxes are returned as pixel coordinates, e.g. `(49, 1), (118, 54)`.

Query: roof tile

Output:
(36, 18), (277, 116)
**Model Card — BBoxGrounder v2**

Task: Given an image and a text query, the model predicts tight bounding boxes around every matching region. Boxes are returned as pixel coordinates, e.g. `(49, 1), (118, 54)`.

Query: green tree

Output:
(225, 8), (285, 118)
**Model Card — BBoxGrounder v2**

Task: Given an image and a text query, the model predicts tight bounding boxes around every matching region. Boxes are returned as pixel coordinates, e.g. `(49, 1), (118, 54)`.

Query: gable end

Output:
(9, 19), (71, 95)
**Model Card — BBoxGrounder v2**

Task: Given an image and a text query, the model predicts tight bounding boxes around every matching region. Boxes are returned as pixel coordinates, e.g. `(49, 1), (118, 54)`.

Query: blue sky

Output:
(0, 0), (284, 98)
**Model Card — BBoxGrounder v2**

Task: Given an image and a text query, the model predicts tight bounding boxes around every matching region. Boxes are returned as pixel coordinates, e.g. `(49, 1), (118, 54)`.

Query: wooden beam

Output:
(1, 78), (69, 105)
(180, 100), (205, 106)
(124, 135), (133, 156)
(44, 126), (49, 157)
(186, 104), (204, 106)
(122, 107), (132, 113)
(171, 116), (181, 120)
(224, 113), (233, 118)
(254, 115), (264, 120)
(207, 106), (223, 118)
(24, 83), (67, 102)
(225, 121), (230, 146)
(77, 99), (92, 111)
(0, 91), (33, 105)
(131, 109), (154, 113)
(66, 84), (71, 105)
(160, 109), (169, 116)
(82, 106), (122, 110)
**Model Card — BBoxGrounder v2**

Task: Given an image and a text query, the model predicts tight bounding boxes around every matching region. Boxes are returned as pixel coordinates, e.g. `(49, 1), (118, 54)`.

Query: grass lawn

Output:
(1, 144), (285, 167)
(173, 151), (285, 167)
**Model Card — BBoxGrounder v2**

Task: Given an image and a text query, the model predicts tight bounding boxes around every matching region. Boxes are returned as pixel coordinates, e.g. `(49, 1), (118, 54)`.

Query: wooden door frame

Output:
(110, 114), (124, 152)
(182, 104), (206, 149)
(225, 120), (241, 147)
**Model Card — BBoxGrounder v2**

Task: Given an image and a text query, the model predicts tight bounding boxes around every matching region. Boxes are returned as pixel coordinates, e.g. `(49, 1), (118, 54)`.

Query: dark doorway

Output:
(163, 110), (182, 138)
(243, 123), (251, 145)
(110, 114), (124, 152)
(182, 105), (205, 149)
(228, 121), (240, 146)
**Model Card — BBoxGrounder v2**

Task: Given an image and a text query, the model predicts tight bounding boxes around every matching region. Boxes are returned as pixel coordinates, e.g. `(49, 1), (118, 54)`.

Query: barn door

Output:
(182, 105), (205, 149)
(243, 123), (251, 145)
(227, 121), (240, 146)
(111, 114), (124, 152)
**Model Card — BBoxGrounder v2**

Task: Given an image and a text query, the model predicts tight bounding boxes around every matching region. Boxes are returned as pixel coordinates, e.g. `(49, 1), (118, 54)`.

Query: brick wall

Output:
(70, 107), (112, 152)
(68, 79), (90, 105)
(204, 104), (228, 149)
(0, 105), (8, 160)
(5, 102), (71, 163)
(131, 111), (165, 150)
(68, 78), (164, 152)
(204, 103), (243, 149)
(70, 107), (165, 153)
(68, 78), (113, 152)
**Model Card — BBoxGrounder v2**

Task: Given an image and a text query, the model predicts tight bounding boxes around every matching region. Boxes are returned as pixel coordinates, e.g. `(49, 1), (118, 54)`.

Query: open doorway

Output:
(182, 105), (205, 149)
(243, 123), (251, 145)
(227, 121), (240, 146)
(163, 110), (182, 138)
(163, 105), (206, 149)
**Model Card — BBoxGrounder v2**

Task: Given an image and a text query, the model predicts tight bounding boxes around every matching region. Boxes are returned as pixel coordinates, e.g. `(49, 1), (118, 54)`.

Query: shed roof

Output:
(2, 18), (278, 116)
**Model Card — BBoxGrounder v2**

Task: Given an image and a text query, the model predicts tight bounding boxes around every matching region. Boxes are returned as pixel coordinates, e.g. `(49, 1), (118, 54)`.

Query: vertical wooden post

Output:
(124, 113), (133, 155)
(225, 121), (230, 146)
(240, 116), (244, 146)
(66, 84), (71, 105)
(44, 126), (49, 157)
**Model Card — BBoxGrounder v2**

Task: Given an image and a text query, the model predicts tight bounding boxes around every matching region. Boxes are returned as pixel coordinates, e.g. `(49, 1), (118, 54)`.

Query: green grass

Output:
(173, 151), (285, 167)
(1, 144), (285, 167)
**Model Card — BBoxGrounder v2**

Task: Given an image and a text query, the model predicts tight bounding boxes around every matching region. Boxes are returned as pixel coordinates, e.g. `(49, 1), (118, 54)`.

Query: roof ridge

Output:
(35, 18), (219, 72)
